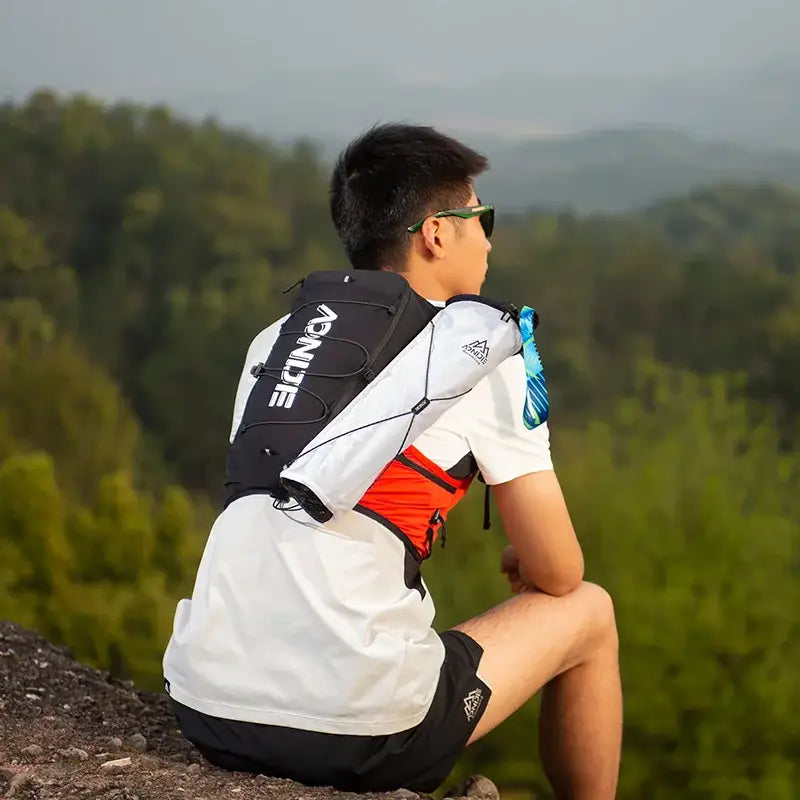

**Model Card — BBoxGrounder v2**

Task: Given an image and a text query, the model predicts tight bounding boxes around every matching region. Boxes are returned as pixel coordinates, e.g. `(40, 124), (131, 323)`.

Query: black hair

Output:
(330, 123), (488, 270)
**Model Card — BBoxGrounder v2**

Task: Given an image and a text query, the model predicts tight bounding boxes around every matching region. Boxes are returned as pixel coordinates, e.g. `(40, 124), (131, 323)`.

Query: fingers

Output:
(505, 569), (528, 595)
(500, 545), (519, 575)
(501, 545), (536, 595)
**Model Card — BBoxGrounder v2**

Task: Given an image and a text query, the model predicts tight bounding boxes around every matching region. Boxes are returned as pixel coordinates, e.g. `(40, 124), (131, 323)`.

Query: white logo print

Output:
(269, 304), (338, 409)
(462, 339), (489, 365)
(463, 687), (484, 721)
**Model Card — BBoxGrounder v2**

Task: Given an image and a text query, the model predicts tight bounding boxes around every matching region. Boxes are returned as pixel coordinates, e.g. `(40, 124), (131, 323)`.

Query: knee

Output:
(580, 581), (618, 651)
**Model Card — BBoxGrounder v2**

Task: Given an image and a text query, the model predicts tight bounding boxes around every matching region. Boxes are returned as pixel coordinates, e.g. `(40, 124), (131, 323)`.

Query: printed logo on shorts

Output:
(462, 340), (489, 365)
(463, 687), (484, 721)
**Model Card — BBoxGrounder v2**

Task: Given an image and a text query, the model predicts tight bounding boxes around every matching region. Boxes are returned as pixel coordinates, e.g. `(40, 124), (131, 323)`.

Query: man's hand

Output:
(500, 545), (538, 594)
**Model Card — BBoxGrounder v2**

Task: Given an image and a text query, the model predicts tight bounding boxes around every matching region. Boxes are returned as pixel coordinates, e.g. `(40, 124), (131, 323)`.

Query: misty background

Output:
(3, 0), (800, 212)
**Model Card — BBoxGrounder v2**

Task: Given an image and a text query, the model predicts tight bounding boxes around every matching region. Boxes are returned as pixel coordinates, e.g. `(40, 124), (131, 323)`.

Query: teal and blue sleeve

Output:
(520, 306), (549, 430)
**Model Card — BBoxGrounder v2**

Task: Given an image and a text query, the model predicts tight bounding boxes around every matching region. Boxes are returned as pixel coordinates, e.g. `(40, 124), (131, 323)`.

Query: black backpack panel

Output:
(223, 271), (437, 508)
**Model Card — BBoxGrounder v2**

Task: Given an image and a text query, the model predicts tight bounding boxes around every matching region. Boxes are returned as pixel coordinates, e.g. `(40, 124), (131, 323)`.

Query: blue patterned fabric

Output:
(520, 306), (549, 430)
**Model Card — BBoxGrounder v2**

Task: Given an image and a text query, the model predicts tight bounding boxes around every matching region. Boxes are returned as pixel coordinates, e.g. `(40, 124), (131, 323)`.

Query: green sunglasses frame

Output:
(406, 203), (495, 238)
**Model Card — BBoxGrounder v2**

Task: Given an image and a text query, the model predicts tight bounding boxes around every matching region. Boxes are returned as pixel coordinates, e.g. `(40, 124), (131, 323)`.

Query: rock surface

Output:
(0, 621), (497, 800)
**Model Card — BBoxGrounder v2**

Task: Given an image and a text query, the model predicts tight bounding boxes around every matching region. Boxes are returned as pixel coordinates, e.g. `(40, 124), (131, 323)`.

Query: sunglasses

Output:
(406, 202), (495, 239)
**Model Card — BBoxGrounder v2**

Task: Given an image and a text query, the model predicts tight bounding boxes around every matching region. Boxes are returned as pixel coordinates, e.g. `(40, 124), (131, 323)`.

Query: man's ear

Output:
(420, 217), (448, 260)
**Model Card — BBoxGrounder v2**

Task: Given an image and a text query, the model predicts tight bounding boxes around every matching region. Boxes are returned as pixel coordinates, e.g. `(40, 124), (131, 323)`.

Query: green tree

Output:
(425, 364), (799, 798)
(0, 451), (204, 690)
(0, 453), (71, 630)
(0, 334), (140, 502)
(558, 364), (799, 798)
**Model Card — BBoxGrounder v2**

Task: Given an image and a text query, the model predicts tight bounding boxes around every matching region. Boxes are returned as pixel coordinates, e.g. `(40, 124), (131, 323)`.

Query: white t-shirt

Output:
(163, 314), (553, 735)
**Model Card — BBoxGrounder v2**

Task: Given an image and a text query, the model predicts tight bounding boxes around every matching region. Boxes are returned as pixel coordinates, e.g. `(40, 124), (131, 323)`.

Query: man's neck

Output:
(387, 262), (450, 302)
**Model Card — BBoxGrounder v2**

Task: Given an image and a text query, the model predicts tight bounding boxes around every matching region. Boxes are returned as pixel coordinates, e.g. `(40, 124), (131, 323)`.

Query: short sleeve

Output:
(461, 354), (553, 485)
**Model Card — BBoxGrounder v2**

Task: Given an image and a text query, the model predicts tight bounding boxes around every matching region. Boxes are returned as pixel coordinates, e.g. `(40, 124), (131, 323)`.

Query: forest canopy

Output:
(1, 92), (798, 799)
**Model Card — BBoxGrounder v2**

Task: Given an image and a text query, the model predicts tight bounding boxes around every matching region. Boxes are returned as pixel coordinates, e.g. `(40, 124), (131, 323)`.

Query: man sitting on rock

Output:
(163, 124), (622, 800)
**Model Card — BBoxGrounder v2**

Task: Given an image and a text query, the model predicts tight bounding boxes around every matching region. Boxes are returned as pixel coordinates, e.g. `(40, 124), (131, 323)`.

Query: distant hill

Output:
(642, 183), (800, 267)
(476, 128), (800, 213)
(4, 84), (800, 214)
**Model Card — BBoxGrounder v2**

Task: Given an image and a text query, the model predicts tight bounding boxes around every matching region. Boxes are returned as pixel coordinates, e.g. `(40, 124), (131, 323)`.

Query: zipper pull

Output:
(429, 510), (447, 549)
(282, 277), (306, 294)
(425, 526), (435, 557)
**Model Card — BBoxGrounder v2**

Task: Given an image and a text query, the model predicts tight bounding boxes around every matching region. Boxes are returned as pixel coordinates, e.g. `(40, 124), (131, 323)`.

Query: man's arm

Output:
(492, 470), (584, 597)
(461, 353), (582, 596)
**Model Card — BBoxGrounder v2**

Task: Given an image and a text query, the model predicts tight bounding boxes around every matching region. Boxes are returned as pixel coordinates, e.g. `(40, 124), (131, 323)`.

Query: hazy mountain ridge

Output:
(4, 74), (800, 213)
(477, 128), (800, 212)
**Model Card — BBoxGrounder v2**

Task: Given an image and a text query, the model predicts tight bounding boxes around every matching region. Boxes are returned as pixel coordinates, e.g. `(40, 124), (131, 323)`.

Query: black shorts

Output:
(169, 629), (491, 793)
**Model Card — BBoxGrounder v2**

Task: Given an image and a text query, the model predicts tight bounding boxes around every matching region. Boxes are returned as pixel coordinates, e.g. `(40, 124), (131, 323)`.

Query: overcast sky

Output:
(2, 0), (800, 147)
(2, 0), (799, 94)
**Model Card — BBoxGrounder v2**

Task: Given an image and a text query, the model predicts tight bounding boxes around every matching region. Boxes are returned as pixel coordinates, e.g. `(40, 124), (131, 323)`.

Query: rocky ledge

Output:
(0, 621), (498, 800)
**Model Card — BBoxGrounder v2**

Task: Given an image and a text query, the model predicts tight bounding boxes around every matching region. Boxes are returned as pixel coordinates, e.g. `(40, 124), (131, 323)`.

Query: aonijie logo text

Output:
(269, 304), (338, 409)
(463, 687), (484, 721)
(462, 339), (489, 365)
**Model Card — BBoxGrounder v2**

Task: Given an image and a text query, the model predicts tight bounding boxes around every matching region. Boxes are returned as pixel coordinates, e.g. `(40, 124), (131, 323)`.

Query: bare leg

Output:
(538, 622), (621, 799)
(454, 582), (622, 800)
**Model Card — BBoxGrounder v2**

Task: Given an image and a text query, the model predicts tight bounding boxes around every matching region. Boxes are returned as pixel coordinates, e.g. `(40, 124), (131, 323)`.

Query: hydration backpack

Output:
(224, 270), (523, 523)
